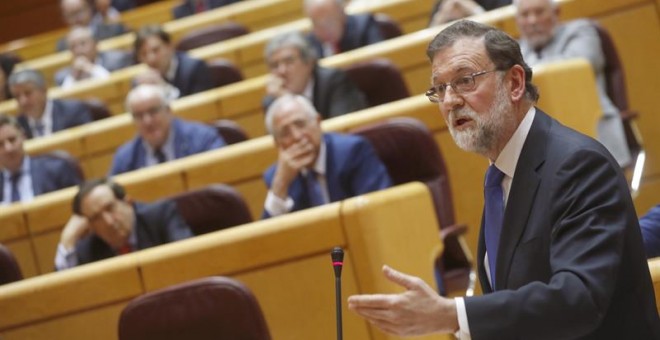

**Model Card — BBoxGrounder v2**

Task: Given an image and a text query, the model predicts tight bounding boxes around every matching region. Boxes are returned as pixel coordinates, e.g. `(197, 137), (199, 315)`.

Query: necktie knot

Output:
(154, 148), (167, 164)
(485, 165), (505, 188)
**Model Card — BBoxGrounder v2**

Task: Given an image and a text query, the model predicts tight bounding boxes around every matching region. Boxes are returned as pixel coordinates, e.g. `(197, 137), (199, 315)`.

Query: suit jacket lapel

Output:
(323, 135), (342, 202)
(51, 100), (62, 132)
(494, 110), (550, 289)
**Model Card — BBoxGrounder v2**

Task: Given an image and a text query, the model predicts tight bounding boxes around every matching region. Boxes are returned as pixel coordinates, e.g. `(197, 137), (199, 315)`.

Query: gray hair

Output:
(8, 69), (47, 90)
(426, 20), (539, 102)
(125, 84), (170, 112)
(264, 94), (318, 135)
(264, 31), (318, 64)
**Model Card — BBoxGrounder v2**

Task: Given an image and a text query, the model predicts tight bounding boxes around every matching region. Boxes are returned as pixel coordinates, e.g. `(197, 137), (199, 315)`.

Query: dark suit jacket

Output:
(640, 204), (660, 258)
(263, 66), (367, 119)
(307, 14), (384, 58)
(54, 50), (134, 86)
(109, 118), (225, 175)
(56, 23), (128, 51)
(464, 110), (660, 339)
(262, 133), (392, 218)
(0, 155), (83, 201)
(74, 200), (193, 266)
(169, 52), (215, 97)
(18, 99), (93, 139)
(172, 0), (241, 19)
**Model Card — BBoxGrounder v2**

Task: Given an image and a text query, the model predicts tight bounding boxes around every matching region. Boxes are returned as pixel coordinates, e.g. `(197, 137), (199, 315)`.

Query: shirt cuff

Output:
(454, 297), (472, 340)
(264, 190), (294, 217)
(54, 243), (78, 271)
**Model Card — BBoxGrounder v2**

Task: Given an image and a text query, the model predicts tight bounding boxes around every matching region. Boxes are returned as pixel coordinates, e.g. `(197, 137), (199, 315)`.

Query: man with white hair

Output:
(514, 0), (630, 166)
(304, 0), (384, 58)
(108, 84), (225, 175)
(261, 94), (391, 218)
(57, 0), (127, 51)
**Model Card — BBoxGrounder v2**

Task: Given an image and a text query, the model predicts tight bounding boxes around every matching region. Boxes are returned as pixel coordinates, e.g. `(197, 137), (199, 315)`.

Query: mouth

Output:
(453, 117), (473, 129)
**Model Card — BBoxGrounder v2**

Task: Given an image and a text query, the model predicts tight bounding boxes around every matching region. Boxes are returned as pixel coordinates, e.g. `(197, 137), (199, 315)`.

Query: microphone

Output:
(331, 247), (344, 340)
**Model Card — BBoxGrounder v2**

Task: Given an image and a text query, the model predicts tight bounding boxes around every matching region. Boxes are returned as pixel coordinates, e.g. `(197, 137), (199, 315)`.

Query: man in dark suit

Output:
(263, 31), (367, 119)
(57, 0), (128, 52)
(54, 178), (193, 270)
(348, 20), (660, 339)
(304, 0), (384, 58)
(0, 114), (83, 205)
(55, 27), (134, 87)
(8, 69), (93, 139)
(172, 0), (242, 19)
(262, 94), (391, 218)
(134, 25), (215, 97)
(109, 84), (225, 175)
(639, 205), (660, 258)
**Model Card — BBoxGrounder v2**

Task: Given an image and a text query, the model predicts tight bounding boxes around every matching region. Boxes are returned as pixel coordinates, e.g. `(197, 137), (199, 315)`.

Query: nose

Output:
(440, 86), (464, 112)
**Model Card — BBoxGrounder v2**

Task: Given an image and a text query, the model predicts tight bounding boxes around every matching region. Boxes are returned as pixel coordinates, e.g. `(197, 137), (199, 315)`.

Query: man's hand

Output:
(270, 139), (317, 199)
(70, 56), (95, 80)
(60, 215), (91, 250)
(266, 74), (287, 98)
(430, 0), (485, 26)
(348, 265), (459, 336)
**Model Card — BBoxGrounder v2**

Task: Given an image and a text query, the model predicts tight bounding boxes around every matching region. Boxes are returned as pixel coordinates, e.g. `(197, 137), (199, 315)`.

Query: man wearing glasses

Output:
(55, 178), (193, 270)
(348, 20), (659, 339)
(263, 31), (367, 119)
(108, 84), (225, 175)
(261, 94), (391, 218)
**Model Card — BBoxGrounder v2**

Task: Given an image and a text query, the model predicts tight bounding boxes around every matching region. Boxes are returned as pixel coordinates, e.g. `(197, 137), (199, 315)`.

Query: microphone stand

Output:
(331, 247), (344, 340)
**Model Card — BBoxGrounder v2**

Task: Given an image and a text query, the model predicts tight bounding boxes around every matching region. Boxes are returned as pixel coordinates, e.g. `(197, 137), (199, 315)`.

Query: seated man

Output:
(55, 26), (134, 88)
(639, 205), (660, 258)
(57, 0), (128, 51)
(8, 69), (93, 139)
(264, 32), (367, 119)
(262, 94), (391, 218)
(109, 84), (226, 175)
(0, 114), (83, 205)
(428, 0), (511, 27)
(54, 178), (194, 270)
(172, 0), (241, 19)
(134, 24), (215, 97)
(515, 0), (630, 166)
(304, 0), (384, 58)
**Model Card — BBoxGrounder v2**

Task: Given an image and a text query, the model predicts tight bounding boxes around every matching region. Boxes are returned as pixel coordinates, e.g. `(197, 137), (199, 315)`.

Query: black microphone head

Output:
(331, 247), (344, 263)
(331, 247), (344, 278)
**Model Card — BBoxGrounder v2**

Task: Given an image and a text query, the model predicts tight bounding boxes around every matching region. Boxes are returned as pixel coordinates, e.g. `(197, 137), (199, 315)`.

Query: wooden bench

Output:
(3, 0), (434, 101)
(0, 182), (451, 340)
(0, 0), (180, 61)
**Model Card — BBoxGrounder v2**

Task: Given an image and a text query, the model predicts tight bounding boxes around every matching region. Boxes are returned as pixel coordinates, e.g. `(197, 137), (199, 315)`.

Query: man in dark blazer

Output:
(55, 27), (134, 87)
(348, 20), (660, 339)
(304, 0), (384, 58)
(8, 69), (93, 139)
(261, 94), (391, 218)
(263, 31), (367, 119)
(0, 114), (83, 205)
(54, 178), (193, 270)
(134, 25), (215, 97)
(172, 0), (242, 19)
(57, 0), (128, 52)
(109, 84), (225, 175)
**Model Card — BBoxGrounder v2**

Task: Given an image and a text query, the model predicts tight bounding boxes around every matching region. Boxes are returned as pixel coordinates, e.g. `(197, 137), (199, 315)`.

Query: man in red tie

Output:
(55, 178), (194, 270)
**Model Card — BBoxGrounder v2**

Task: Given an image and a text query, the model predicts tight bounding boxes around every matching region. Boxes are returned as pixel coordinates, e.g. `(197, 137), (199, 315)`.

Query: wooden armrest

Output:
(620, 110), (639, 121)
(440, 223), (468, 240)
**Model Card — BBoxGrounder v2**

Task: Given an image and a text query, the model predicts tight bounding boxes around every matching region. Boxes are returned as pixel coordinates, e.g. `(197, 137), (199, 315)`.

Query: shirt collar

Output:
(142, 122), (176, 160)
(29, 99), (53, 128)
(493, 106), (536, 178)
(3, 156), (30, 179)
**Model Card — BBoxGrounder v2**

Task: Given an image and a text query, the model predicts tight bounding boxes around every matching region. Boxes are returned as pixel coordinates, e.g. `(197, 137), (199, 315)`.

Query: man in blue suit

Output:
(348, 20), (659, 339)
(304, 0), (384, 58)
(8, 69), (93, 139)
(0, 114), (83, 205)
(134, 25), (215, 97)
(262, 94), (391, 218)
(54, 178), (193, 270)
(172, 0), (242, 19)
(639, 205), (660, 258)
(109, 84), (225, 175)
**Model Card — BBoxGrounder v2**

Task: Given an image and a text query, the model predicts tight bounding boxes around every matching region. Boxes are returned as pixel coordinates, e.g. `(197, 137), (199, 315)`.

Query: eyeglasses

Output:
(425, 70), (498, 103)
(131, 105), (165, 121)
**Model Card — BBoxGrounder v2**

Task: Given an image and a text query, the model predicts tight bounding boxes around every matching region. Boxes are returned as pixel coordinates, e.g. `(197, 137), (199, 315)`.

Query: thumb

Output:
(382, 265), (422, 291)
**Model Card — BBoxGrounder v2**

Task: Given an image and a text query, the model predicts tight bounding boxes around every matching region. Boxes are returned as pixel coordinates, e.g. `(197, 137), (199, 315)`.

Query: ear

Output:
(507, 64), (526, 102)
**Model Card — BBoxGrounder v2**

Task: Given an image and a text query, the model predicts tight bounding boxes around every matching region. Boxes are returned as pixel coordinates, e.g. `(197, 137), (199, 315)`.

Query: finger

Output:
(382, 265), (423, 291)
(348, 294), (395, 309)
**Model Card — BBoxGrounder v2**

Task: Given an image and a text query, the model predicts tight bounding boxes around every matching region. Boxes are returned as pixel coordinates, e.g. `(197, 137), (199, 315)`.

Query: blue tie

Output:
(304, 170), (325, 207)
(484, 165), (505, 289)
(154, 148), (167, 164)
(10, 172), (21, 203)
